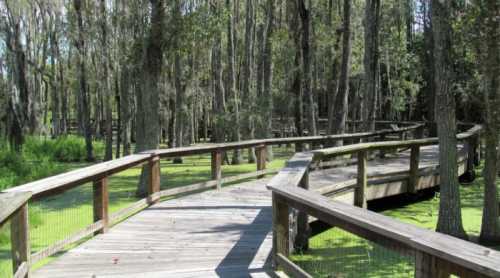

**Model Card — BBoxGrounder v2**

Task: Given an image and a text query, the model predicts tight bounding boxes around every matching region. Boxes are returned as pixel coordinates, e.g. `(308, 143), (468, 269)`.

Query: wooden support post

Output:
(294, 170), (310, 252)
(355, 150), (367, 208)
(93, 177), (109, 233)
(11, 203), (30, 278)
(211, 150), (222, 189)
(295, 143), (303, 153)
(408, 146), (420, 194)
(466, 138), (475, 175)
(415, 252), (434, 278)
(474, 135), (481, 166)
(256, 145), (267, 178)
(415, 125), (425, 139)
(272, 193), (289, 268)
(379, 134), (386, 158)
(148, 156), (161, 204)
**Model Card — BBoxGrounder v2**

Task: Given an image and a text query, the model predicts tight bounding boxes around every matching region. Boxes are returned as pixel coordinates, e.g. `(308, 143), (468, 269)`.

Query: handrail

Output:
(5, 122), (423, 198)
(268, 183), (500, 277)
(313, 123), (482, 160)
(0, 192), (31, 227)
(0, 120), (423, 277)
(266, 123), (492, 277)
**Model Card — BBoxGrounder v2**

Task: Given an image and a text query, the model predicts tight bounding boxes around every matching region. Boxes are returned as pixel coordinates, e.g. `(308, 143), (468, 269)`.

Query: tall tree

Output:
(73, 0), (94, 161)
(243, 0), (256, 162)
(298, 0), (316, 136)
(99, 0), (113, 161)
(432, 0), (467, 239)
(227, 0), (242, 164)
(479, 0), (500, 244)
(362, 0), (380, 132)
(135, 0), (165, 196)
(3, 1), (30, 151)
(262, 0), (275, 159)
(331, 0), (352, 142)
(288, 1), (303, 139)
(211, 0), (226, 144)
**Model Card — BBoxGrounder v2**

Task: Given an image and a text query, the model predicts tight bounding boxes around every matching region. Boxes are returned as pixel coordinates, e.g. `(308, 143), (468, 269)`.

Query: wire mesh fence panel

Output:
(0, 220), (13, 278)
(30, 182), (93, 268)
(108, 166), (142, 216)
(291, 227), (415, 278)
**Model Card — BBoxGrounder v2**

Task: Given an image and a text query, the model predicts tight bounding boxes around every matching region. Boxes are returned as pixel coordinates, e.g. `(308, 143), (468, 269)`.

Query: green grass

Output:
(292, 163), (498, 277)
(0, 146), (294, 276)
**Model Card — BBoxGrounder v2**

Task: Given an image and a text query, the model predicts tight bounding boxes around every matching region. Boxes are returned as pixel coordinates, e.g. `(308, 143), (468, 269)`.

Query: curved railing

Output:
(266, 123), (500, 277)
(0, 121), (439, 277)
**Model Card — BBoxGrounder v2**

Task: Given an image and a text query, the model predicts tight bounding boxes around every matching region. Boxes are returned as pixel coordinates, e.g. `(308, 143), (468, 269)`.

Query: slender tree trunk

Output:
(480, 0), (500, 244)
(100, 0), (113, 161)
(431, 0), (467, 239)
(135, 0), (165, 196)
(298, 0), (316, 136)
(327, 0), (342, 135)
(288, 1), (303, 138)
(263, 0), (275, 160)
(331, 0), (352, 143)
(243, 0), (256, 162)
(50, 29), (60, 138)
(362, 0), (380, 132)
(211, 1), (226, 144)
(227, 0), (242, 164)
(73, 0), (94, 161)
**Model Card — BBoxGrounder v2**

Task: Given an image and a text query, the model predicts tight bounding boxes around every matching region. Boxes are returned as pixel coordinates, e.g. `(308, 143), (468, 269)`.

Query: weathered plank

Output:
(275, 253), (312, 278)
(93, 178), (109, 233)
(5, 154), (152, 199)
(0, 192), (31, 227)
(11, 203), (30, 278)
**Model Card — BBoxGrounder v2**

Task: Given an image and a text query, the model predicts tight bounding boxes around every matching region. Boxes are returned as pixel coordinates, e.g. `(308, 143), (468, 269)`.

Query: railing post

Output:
(256, 145), (267, 178)
(211, 150), (222, 189)
(93, 177), (109, 234)
(11, 203), (30, 278)
(408, 146), (420, 194)
(415, 251), (434, 278)
(272, 192), (290, 268)
(379, 133), (386, 158)
(355, 150), (367, 208)
(294, 170), (310, 252)
(415, 125), (425, 139)
(465, 137), (476, 178)
(148, 155), (161, 203)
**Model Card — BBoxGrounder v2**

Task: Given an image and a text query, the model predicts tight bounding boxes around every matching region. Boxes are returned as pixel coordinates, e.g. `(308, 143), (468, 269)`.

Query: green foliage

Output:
(24, 136), (104, 163)
(0, 136), (103, 190)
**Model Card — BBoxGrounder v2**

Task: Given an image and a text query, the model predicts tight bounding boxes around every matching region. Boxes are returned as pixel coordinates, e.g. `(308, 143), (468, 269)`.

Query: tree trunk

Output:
(288, 1), (303, 139)
(243, 0), (256, 162)
(211, 2), (226, 144)
(100, 0), (113, 161)
(135, 0), (164, 196)
(227, 0), (243, 165)
(431, 0), (467, 239)
(73, 0), (94, 162)
(298, 0), (316, 136)
(263, 0), (275, 160)
(362, 0), (380, 132)
(479, 0), (500, 244)
(331, 0), (352, 143)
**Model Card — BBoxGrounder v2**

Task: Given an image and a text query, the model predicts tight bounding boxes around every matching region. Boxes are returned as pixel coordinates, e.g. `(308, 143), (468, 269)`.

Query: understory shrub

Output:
(24, 136), (104, 162)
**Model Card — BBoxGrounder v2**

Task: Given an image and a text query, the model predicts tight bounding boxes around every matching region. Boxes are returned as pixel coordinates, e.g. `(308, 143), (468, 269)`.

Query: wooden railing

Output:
(0, 122), (422, 277)
(0, 192), (32, 278)
(266, 124), (498, 278)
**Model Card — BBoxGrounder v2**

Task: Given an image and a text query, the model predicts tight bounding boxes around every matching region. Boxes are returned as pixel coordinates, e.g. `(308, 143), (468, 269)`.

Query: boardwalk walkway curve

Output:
(0, 121), (493, 278)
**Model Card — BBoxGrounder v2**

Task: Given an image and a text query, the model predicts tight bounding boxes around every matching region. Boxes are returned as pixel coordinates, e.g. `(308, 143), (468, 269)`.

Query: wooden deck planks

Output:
(33, 180), (274, 278)
(33, 144), (461, 277)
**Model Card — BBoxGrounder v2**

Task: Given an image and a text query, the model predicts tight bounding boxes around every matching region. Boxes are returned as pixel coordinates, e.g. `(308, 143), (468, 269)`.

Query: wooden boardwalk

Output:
(33, 144), (464, 278)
